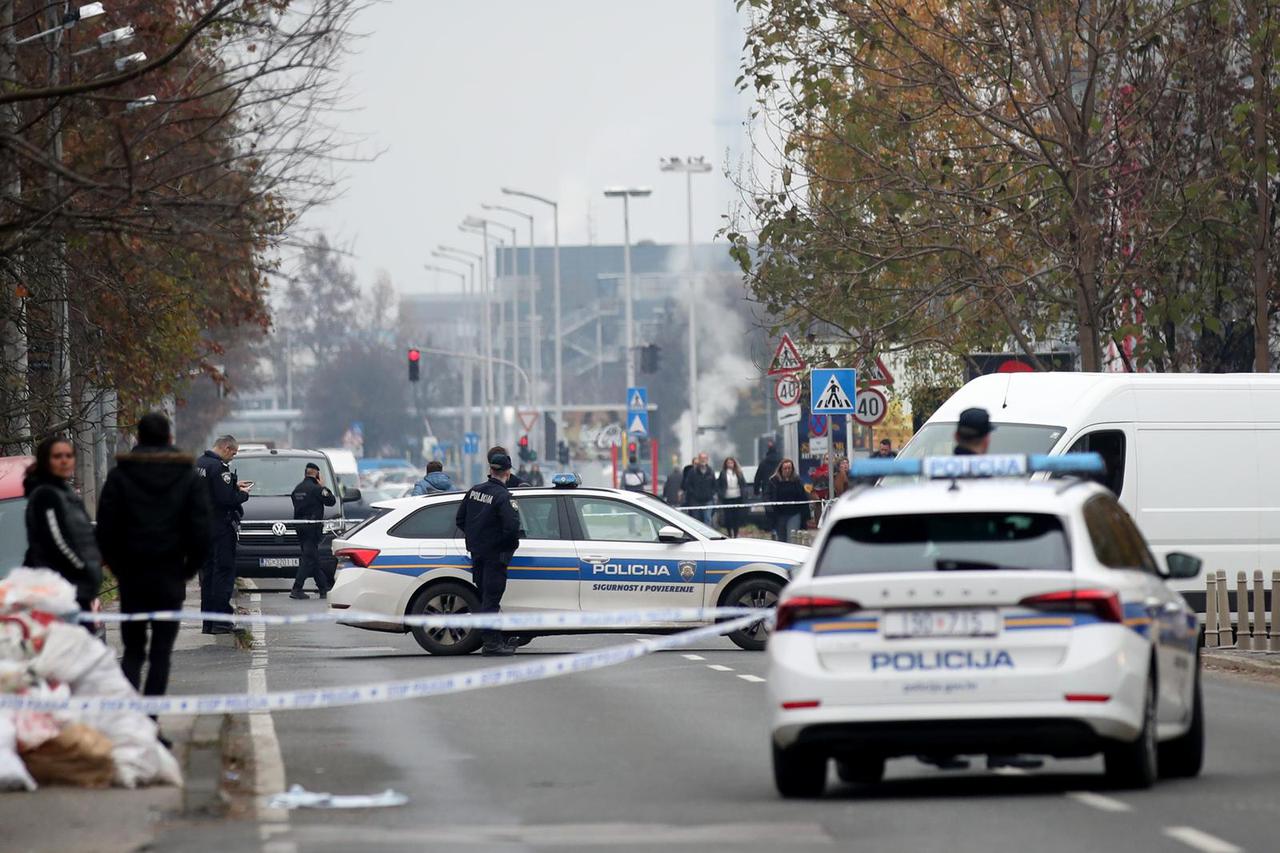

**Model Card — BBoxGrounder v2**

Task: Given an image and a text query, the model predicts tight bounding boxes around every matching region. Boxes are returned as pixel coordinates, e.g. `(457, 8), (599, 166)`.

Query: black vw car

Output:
(231, 448), (359, 581)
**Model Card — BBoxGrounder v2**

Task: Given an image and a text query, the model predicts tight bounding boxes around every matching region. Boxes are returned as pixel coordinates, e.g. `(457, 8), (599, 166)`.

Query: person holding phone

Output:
(196, 435), (250, 633)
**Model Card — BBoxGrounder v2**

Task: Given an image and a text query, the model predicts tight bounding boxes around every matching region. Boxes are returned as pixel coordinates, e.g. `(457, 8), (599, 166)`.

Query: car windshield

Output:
(815, 512), (1071, 575)
(232, 457), (331, 497)
(633, 492), (726, 539)
(0, 497), (28, 578)
(898, 422), (1067, 460)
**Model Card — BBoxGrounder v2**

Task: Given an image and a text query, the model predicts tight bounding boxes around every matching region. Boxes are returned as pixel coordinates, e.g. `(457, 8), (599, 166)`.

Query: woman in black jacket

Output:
(23, 436), (103, 610)
(765, 458), (810, 543)
(715, 457), (749, 537)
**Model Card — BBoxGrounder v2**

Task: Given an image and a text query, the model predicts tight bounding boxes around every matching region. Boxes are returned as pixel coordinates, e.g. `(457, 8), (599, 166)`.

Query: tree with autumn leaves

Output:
(730, 0), (1279, 376)
(0, 0), (365, 467)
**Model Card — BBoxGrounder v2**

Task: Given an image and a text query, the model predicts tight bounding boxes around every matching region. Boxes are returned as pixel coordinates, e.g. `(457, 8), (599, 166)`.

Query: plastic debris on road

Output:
(267, 783), (409, 810)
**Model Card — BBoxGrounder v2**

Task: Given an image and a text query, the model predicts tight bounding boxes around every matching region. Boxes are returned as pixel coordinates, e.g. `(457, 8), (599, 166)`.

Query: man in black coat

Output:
(196, 435), (249, 634)
(681, 453), (717, 524)
(289, 462), (336, 600)
(455, 452), (522, 656)
(754, 442), (780, 496)
(97, 413), (211, 697)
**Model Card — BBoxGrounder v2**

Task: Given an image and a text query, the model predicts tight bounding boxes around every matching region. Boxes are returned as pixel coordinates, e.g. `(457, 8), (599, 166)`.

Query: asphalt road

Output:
(154, 585), (1280, 853)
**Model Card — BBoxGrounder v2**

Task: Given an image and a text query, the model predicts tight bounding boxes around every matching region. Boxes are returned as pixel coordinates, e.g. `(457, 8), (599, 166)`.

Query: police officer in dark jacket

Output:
(97, 413), (211, 697)
(289, 462), (336, 600)
(488, 446), (525, 487)
(455, 452), (522, 656)
(196, 435), (249, 634)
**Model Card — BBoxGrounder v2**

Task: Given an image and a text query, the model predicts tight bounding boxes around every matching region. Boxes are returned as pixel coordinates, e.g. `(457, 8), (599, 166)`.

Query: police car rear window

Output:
(815, 512), (1070, 576)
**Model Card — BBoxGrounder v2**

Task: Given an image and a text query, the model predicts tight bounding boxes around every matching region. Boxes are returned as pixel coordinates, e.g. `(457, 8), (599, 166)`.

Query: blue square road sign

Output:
(810, 368), (858, 415)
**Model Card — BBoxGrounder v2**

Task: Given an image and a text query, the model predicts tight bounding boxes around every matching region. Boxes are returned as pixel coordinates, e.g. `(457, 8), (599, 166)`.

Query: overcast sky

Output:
(300, 1), (752, 295)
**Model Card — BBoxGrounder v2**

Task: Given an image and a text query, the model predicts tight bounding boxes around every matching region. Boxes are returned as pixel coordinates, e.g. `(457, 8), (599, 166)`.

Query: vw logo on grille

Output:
(271, 522), (287, 537)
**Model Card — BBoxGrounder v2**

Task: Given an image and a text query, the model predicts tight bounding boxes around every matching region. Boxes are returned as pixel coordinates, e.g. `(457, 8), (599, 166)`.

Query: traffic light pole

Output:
(410, 345), (536, 430)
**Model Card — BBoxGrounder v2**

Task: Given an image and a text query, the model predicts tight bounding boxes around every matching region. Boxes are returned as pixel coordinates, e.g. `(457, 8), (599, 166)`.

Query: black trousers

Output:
(200, 523), (237, 632)
(292, 529), (329, 593)
(470, 554), (508, 647)
(119, 579), (184, 696)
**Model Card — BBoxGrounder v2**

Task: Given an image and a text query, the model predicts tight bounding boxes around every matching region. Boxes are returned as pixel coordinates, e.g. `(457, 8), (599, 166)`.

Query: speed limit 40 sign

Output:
(854, 387), (888, 426)
(774, 373), (801, 407)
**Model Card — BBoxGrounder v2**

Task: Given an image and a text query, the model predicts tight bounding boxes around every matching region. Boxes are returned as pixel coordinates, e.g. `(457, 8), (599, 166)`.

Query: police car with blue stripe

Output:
(768, 453), (1203, 797)
(328, 474), (806, 654)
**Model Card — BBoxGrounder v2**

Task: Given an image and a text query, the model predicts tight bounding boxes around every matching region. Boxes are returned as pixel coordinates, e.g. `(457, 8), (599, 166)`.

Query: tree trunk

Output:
(1249, 0), (1274, 372)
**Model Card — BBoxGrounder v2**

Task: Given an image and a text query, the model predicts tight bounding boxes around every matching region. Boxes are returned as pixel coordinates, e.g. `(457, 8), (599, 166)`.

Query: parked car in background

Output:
(320, 447), (361, 500)
(231, 448), (359, 581)
(0, 455), (33, 579)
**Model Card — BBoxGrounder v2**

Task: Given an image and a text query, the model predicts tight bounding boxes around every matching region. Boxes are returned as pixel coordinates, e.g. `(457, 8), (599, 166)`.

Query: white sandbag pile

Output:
(0, 568), (182, 791)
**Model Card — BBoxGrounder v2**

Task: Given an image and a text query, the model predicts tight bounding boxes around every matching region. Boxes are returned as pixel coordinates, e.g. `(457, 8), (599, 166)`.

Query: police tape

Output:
(667, 499), (824, 512)
(81, 606), (760, 628)
(0, 612), (771, 715)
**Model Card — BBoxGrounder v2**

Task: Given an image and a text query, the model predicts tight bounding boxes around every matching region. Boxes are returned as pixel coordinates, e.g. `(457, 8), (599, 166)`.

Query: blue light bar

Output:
(551, 472), (581, 488)
(850, 452), (1104, 481)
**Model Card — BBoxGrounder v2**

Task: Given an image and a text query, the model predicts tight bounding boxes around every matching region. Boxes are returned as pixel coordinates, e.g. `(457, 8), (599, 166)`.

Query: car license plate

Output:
(260, 557), (299, 568)
(882, 609), (999, 638)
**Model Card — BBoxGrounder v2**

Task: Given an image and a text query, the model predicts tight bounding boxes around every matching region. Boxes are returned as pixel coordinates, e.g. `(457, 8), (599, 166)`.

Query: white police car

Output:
(768, 453), (1203, 797)
(328, 475), (806, 654)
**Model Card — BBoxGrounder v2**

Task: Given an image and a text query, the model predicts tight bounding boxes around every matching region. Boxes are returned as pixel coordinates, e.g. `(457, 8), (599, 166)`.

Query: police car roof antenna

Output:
(948, 476), (960, 493)
(1001, 371), (1013, 410)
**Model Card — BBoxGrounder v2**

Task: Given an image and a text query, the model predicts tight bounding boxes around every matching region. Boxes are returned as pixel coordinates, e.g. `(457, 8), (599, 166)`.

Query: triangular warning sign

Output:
(816, 374), (853, 411)
(862, 356), (895, 387)
(629, 391), (645, 410)
(628, 413), (648, 435)
(768, 334), (806, 375)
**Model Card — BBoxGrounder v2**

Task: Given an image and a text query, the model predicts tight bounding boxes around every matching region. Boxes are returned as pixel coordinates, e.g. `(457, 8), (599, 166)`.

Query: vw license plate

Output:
(882, 609), (999, 638)
(260, 557), (300, 568)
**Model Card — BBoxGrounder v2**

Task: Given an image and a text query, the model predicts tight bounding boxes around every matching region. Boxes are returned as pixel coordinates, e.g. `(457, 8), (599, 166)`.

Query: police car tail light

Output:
(1019, 589), (1123, 624)
(335, 547), (379, 569)
(774, 596), (861, 631)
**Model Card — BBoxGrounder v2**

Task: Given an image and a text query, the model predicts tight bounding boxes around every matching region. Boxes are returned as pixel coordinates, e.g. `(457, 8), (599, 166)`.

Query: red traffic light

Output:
(408, 348), (421, 362)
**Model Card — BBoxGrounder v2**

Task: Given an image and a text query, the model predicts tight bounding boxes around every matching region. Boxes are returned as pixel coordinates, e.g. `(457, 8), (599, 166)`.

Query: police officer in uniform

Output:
(455, 452), (522, 656)
(953, 407), (995, 455)
(290, 462), (336, 600)
(196, 435), (249, 634)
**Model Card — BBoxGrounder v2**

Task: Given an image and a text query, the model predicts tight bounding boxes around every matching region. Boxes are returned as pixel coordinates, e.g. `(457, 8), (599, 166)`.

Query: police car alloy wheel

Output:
(408, 581), (483, 656)
(722, 577), (784, 652)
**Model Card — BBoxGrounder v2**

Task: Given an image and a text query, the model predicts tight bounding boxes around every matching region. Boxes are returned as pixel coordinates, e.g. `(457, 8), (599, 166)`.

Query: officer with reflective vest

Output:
(455, 452), (522, 656)
(196, 435), (249, 634)
(289, 462), (336, 600)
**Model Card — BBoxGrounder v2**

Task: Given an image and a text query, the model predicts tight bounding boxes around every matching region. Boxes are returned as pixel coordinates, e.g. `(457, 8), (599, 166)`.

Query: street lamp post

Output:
(660, 156), (712, 458)
(424, 262), (474, 482)
(457, 223), (503, 449)
(603, 187), (652, 389)
(438, 245), (491, 455)
(481, 203), (538, 447)
(501, 187), (559, 458)
(466, 216), (518, 406)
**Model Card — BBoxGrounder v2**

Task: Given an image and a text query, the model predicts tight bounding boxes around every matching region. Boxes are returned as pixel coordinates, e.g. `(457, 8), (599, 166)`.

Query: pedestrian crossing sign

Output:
(627, 411), (649, 436)
(810, 368), (858, 414)
(626, 386), (648, 412)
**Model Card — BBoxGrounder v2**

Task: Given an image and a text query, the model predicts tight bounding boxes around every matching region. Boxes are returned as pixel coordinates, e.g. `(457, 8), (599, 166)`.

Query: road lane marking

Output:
(1066, 792), (1131, 813)
(242, 580), (295, 853)
(738, 674), (766, 683)
(682, 654), (706, 661)
(707, 664), (734, 672)
(1162, 827), (1242, 853)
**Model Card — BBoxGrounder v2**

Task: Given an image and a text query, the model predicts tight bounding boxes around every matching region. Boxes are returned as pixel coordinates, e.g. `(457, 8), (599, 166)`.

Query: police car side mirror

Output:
(1164, 551), (1201, 580)
(658, 525), (689, 544)
(341, 487), (362, 503)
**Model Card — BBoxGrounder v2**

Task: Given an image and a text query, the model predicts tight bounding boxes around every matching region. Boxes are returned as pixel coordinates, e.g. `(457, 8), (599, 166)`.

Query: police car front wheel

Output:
(409, 581), (484, 656)
(722, 577), (783, 651)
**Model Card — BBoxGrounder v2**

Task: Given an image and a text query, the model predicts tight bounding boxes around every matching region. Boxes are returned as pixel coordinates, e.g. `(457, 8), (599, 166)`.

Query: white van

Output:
(320, 448), (360, 496)
(900, 372), (1280, 609)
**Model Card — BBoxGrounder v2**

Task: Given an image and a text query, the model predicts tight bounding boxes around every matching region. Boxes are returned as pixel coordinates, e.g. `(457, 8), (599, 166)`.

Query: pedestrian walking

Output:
(488, 446), (525, 487)
(289, 463), (336, 600)
(22, 436), (102, 611)
(96, 413), (210, 698)
(411, 460), (455, 496)
(681, 453), (716, 524)
(621, 455), (648, 493)
(716, 457), (748, 537)
(954, 408), (994, 455)
(661, 467), (683, 505)
(455, 452), (522, 656)
(765, 458), (810, 543)
(871, 438), (897, 459)
(527, 463), (545, 487)
(755, 442), (780, 496)
(196, 435), (249, 634)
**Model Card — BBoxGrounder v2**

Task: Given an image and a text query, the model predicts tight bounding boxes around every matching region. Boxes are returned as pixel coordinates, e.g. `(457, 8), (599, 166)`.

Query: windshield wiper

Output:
(935, 559), (1004, 572)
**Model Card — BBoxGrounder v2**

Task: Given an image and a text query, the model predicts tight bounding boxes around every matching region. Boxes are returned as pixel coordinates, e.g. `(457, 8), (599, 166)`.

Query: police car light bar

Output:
(850, 452), (1105, 480)
(551, 472), (581, 488)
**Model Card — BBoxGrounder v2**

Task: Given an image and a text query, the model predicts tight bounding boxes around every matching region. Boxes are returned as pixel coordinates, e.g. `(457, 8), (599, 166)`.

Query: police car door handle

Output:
(582, 555), (609, 563)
